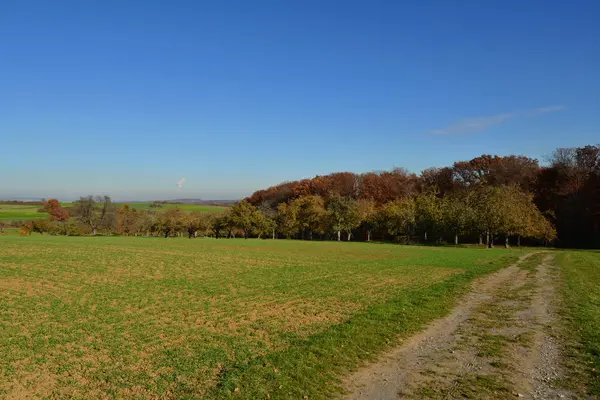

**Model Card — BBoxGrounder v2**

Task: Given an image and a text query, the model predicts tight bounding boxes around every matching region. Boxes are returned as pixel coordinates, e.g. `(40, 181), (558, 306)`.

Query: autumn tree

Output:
(74, 196), (100, 235)
(442, 190), (475, 245)
(43, 199), (69, 222)
(379, 197), (416, 241)
(414, 191), (443, 242)
(293, 195), (326, 240)
(357, 198), (378, 241)
(182, 211), (207, 238)
(276, 202), (299, 238)
(257, 202), (277, 239)
(208, 211), (229, 239)
(97, 196), (117, 234)
(420, 167), (455, 196)
(117, 205), (138, 235)
(158, 207), (185, 238)
(229, 200), (261, 239)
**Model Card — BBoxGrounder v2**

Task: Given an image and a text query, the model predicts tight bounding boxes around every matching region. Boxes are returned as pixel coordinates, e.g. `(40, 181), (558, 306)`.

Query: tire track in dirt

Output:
(343, 253), (575, 399)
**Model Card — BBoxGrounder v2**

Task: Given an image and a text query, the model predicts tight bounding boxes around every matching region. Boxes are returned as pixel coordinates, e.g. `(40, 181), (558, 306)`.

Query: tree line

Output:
(16, 144), (599, 248)
(245, 145), (599, 248)
(19, 189), (552, 248)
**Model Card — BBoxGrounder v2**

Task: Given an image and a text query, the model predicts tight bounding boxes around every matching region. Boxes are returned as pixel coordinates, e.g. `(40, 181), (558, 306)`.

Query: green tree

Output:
(293, 195), (326, 240)
(415, 191), (443, 242)
(276, 202), (299, 238)
(357, 198), (378, 241)
(326, 194), (362, 241)
(379, 197), (416, 241)
(208, 211), (229, 239)
(257, 202), (277, 239)
(442, 190), (475, 245)
(229, 201), (260, 239)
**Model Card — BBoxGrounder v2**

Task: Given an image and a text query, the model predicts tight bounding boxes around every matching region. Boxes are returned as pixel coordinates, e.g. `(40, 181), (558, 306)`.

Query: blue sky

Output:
(1, 0), (599, 200)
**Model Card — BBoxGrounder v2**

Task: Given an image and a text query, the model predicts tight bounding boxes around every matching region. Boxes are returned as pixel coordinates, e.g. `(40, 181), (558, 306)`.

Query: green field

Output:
(0, 204), (47, 221)
(0, 202), (226, 222)
(557, 250), (600, 395)
(124, 203), (227, 213)
(0, 234), (524, 399)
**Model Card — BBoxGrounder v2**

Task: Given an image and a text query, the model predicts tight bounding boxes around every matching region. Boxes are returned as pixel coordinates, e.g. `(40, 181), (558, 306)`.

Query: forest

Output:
(14, 144), (600, 248)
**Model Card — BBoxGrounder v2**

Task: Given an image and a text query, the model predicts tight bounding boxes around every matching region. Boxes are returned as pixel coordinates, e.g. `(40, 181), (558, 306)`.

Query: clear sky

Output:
(1, 0), (599, 201)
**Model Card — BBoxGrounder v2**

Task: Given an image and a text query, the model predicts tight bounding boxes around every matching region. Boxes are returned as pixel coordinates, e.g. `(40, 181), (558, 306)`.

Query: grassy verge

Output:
(556, 250), (600, 396)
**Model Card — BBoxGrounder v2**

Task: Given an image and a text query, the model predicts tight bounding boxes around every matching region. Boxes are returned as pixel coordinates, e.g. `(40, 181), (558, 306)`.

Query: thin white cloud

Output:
(526, 105), (566, 116)
(430, 105), (565, 135)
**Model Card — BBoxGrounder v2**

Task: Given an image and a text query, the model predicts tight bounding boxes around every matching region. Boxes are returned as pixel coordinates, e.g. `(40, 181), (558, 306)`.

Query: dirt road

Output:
(343, 253), (576, 399)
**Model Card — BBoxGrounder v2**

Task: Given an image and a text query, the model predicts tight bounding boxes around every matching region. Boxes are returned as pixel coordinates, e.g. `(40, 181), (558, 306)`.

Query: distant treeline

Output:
(0, 200), (44, 206)
(14, 144), (600, 248)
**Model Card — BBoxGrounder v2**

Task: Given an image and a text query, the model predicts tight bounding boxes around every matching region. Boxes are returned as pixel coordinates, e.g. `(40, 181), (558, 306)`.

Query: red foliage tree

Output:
(43, 199), (70, 222)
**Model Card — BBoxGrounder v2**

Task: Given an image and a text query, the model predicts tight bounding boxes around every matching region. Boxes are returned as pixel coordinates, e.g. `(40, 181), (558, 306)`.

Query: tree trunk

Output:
(337, 230), (341, 242)
(517, 235), (521, 247)
(347, 232), (351, 241)
(485, 231), (489, 247)
(505, 236), (510, 248)
(92, 228), (96, 236)
(479, 234), (483, 245)
(424, 231), (428, 241)
(367, 230), (371, 242)
(488, 233), (494, 248)
(454, 233), (458, 245)
(272, 228), (275, 240)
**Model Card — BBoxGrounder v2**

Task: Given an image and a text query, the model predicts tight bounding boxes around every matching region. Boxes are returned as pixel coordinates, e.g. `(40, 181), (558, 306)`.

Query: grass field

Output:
(0, 202), (226, 222)
(0, 234), (524, 399)
(557, 250), (600, 395)
(0, 205), (47, 221)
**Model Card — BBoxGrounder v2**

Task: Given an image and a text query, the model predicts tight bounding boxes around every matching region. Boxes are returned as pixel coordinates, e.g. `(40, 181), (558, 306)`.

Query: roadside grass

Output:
(0, 236), (524, 399)
(556, 250), (600, 396)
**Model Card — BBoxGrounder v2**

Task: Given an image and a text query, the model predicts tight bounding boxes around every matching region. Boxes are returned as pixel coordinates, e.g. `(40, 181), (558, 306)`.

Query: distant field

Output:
(0, 204), (47, 221)
(0, 235), (523, 399)
(0, 202), (226, 222)
(123, 202), (227, 213)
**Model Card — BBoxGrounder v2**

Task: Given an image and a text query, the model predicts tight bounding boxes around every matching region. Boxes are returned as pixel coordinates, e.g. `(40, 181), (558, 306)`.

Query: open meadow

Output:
(0, 234), (526, 399)
(0, 205), (48, 221)
(0, 202), (226, 223)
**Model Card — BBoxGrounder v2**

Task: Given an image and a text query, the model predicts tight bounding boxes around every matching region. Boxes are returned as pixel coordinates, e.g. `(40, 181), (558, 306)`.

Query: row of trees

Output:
(246, 145), (600, 248)
(17, 144), (598, 247)
(22, 185), (554, 248)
